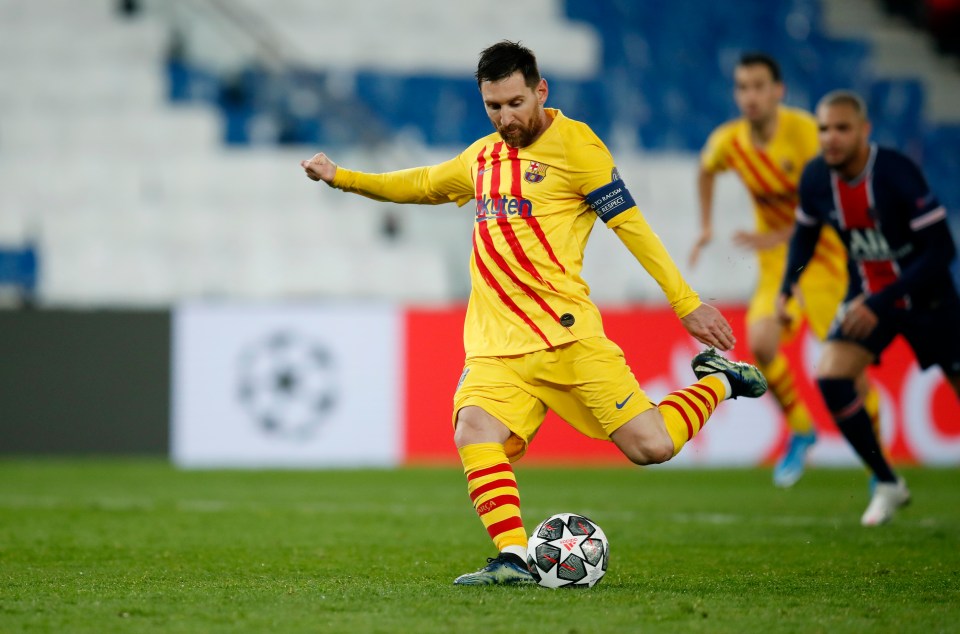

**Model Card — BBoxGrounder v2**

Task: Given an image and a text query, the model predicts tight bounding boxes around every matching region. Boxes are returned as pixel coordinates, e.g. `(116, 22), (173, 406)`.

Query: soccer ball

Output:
(526, 513), (609, 588)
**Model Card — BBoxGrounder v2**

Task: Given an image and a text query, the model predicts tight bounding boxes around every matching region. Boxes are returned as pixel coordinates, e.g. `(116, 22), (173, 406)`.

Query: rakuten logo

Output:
(475, 196), (533, 221)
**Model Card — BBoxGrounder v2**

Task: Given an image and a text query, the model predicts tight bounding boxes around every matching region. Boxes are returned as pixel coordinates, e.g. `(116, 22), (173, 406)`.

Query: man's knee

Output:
(751, 344), (777, 367)
(624, 440), (675, 466)
(453, 406), (511, 447)
(611, 411), (675, 466)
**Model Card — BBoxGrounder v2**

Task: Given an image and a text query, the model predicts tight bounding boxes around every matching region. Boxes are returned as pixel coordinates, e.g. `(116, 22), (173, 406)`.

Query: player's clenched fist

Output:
(300, 152), (337, 184)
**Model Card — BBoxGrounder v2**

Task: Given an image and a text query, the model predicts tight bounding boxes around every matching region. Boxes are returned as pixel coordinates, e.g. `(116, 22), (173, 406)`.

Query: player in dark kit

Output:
(778, 90), (960, 526)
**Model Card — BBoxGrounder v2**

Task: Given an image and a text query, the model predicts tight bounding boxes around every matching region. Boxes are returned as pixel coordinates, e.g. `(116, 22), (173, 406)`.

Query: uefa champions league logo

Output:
(236, 330), (338, 440)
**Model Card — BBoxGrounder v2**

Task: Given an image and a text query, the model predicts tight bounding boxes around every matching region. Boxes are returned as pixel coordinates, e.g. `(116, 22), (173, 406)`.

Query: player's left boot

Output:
(453, 552), (535, 586)
(773, 431), (817, 488)
(861, 478), (911, 526)
(691, 348), (768, 399)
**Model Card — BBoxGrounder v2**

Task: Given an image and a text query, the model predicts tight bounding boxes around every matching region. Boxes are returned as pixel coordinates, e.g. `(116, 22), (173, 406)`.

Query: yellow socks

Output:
(459, 442), (526, 552)
(760, 354), (814, 435)
(659, 376), (726, 456)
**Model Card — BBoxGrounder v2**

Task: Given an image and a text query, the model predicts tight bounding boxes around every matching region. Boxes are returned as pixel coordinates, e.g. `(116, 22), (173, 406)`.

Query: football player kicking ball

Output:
(779, 90), (960, 526)
(302, 41), (767, 585)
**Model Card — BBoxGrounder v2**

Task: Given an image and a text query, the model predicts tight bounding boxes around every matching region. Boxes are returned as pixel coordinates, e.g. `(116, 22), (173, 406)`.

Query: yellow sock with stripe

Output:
(760, 354), (814, 435)
(864, 383), (881, 439)
(458, 442), (526, 554)
(659, 375), (726, 456)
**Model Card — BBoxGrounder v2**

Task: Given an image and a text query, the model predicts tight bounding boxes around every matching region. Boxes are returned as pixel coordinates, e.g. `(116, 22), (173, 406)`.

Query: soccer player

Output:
(302, 41), (767, 585)
(690, 52), (879, 488)
(779, 90), (960, 525)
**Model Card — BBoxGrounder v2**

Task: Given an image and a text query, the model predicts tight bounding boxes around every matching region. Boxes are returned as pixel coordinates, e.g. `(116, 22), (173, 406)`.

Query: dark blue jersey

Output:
(782, 144), (957, 314)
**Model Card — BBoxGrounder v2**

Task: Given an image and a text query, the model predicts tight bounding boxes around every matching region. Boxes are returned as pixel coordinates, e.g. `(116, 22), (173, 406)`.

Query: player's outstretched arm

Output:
(689, 166), (716, 268)
(301, 153), (338, 184)
(680, 303), (736, 351)
(300, 152), (474, 206)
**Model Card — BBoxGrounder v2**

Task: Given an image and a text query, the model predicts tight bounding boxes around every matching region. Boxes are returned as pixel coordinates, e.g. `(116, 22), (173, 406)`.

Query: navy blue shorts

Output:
(828, 300), (960, 375)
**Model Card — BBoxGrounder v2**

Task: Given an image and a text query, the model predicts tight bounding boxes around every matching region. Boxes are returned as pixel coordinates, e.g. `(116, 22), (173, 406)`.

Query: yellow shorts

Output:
(452, 337), (655, 461)
(748, 246), (846, 341)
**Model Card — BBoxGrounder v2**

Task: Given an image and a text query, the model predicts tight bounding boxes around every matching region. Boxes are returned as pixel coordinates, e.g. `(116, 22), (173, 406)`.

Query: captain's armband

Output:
(586, 179), (636, 224)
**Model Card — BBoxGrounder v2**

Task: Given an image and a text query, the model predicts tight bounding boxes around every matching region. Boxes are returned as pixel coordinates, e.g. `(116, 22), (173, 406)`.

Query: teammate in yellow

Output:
(302, 41), (767, 585)
(690, 53), (878, 487)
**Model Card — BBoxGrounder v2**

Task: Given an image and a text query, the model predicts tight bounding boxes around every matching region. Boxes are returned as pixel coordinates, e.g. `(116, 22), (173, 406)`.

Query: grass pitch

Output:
(1, 460), (957, 633)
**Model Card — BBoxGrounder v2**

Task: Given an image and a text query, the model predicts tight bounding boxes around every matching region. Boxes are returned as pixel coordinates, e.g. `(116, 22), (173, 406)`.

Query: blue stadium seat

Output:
(923, 125), (960, 213)
(166, 60), (220, 104)
(163, 0), (955, 213)
(0, 244), (38, 299)
(868, 79), (925, 158)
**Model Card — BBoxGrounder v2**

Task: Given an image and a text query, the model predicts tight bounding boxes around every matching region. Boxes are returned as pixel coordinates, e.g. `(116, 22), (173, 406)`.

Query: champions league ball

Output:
(236, 330), (337, 440)
(526, 513), (609, 588)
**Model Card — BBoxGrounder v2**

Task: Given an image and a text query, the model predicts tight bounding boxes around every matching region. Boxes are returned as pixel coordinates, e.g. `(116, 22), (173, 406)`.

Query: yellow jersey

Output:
(333, 109), (700, 358)
(701, 105), (846, 277)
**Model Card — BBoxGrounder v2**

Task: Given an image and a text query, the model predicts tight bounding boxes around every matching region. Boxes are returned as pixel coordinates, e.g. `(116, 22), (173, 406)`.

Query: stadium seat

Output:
(923, 125), (960, 211)
(2, 0), (955, 306)
(0, 245), (38, 299)
(869, 79), (925, 156)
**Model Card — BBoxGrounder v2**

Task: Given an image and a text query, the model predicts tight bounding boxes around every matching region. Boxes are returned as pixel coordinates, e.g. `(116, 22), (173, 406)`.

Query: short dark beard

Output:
(497, 109), (544, 148)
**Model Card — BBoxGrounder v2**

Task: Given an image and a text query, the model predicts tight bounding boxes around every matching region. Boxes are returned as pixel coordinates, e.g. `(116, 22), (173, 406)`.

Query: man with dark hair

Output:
(691, 52), (882, 488)
(779, 89), (960, 525)
(737, 52), (782, 82)
(301, 40), (767, 585)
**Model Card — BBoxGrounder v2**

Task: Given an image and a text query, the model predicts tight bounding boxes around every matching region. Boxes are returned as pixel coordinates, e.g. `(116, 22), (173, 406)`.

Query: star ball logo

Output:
(236, 330), (338, 440)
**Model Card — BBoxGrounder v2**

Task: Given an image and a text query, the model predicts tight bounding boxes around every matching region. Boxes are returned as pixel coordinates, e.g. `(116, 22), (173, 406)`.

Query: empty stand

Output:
(0, 0), (955, 307)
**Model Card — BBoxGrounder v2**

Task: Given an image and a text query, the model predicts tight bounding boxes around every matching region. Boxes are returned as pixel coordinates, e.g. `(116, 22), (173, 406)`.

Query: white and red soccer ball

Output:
(526, 513), (609, 588)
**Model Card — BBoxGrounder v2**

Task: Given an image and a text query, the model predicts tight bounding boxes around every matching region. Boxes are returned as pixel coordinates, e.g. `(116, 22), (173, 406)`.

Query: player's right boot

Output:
(861, 478), (911, 526)
(773, 431), (817, 488)
(691, 348), (768, 399)
(453, 552), (535, 586)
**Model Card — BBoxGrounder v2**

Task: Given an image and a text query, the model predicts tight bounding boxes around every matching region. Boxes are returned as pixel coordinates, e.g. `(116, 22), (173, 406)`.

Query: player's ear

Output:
(537, 78), (548, 106)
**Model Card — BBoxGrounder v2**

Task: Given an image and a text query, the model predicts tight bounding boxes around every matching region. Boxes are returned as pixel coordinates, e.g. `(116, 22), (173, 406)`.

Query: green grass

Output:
(0, 460), (957, 633)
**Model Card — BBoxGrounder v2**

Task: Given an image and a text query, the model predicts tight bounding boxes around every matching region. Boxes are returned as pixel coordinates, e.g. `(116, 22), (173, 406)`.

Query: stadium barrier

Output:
(170, 303), (960, 468)
(0, 309), (169, 454)
(2, 305), (956, 465)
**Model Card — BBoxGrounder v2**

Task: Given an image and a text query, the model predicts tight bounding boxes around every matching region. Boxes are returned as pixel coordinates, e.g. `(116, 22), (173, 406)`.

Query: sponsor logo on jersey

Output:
(615, 393), (634, 409)
(475, 195), (534, 221)
(524, 161), (548, 183)
(848, 228), (912, 261)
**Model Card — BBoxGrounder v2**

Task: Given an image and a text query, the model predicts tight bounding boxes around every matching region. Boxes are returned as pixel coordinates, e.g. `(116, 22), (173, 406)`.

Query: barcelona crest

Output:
(524, 161), (548, 184)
